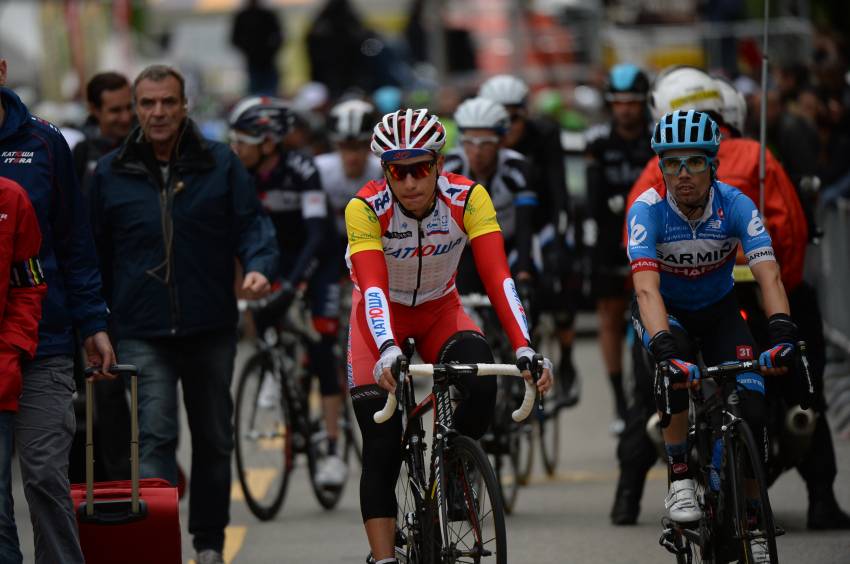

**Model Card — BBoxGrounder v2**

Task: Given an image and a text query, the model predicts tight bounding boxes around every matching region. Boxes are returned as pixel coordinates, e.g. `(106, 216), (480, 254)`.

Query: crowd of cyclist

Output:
(1, 38), (850, 562)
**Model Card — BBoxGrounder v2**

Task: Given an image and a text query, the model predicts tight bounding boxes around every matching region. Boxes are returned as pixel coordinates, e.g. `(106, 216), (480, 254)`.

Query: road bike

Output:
(234, 289), (359, 519)
(657, 345), (811, 563)
(461, 293), (535, 511)
(375, 353), (542, 563)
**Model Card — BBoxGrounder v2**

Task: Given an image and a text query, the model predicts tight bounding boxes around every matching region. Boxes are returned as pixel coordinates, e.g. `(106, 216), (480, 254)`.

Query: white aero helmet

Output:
(453, 97), (510, 133)
(328, 99), (377, 141)
(371, 108), (447, 161)
(478, 74), (529, 107)
(649, 66), (724, 122)
(713, 76), (747, 134)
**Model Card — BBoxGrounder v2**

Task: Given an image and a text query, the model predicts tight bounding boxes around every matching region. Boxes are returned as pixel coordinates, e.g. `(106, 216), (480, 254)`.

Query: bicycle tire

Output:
(396, 436), (432, 563)
(234, 352), (292, 521)
(488, 430), (520, 515)
(727, 421), (779, 563)
(538, 397), (560, 477)
(435, 435), (507, 564)
(306, 409), (350, 510)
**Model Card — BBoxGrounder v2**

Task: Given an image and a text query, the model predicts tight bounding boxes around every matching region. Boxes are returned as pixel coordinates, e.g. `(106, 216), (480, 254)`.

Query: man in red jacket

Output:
(0, 175), (46, 562)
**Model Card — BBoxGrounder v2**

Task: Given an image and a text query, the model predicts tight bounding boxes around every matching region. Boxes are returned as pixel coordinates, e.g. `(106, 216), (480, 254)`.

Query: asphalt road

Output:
(11, 329), (850, 563)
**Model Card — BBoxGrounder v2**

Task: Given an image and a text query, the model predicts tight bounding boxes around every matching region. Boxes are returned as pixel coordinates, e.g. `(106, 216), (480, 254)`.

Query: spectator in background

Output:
(68, 71), (134, 484)
(231, 0), (284, 95)
(0, 176), (47, 564)
(90, 65), (279, 564)
(307, 0), (375, 97)
(0, 54), (114, 564)
(72, 72), (134, 196)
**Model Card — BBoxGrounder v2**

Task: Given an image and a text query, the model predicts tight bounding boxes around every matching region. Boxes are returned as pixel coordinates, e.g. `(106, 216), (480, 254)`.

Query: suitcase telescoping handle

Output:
(82, 365), (143, 521)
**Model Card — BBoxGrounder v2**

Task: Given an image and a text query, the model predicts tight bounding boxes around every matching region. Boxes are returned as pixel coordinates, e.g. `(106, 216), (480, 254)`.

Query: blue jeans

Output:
(0, 411), (21, 564)
(118, 330), (236, 553)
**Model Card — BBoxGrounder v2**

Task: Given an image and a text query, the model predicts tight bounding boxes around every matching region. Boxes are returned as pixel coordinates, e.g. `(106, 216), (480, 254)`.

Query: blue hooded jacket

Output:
(0, 87), (108, 356)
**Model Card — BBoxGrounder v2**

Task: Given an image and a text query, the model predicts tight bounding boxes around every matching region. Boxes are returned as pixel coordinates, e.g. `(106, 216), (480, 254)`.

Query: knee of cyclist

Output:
(438, 331), (493, 364)
(656, 386), (689, 418)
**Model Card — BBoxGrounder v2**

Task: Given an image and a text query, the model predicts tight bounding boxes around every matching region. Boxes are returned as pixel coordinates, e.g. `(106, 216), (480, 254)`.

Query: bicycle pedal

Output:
(658, 528), (682, 555)
(774, 524), (786, 537)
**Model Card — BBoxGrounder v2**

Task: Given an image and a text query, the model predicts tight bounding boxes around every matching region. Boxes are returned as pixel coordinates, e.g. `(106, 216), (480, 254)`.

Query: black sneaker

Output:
(610, 484), (641, 525)
(807, 494), (850, 530)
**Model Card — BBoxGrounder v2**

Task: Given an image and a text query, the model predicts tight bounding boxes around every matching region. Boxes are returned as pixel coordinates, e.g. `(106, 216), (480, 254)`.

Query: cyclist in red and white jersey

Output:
(344, 108), (552, 563)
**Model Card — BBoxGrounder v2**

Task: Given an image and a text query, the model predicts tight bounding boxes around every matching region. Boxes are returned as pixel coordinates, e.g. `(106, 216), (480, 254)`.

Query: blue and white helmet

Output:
(651, 110), (721, 157)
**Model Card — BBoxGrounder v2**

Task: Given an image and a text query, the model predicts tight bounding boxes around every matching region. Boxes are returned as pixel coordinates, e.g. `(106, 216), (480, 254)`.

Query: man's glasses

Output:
(460, 135), (500, 148)
(383, 158), (437, 181)
(659, 154), (712, 176)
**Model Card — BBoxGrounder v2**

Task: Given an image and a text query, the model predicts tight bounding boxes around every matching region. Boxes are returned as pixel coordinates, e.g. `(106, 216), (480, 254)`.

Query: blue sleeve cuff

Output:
(78, 317), (108, 340)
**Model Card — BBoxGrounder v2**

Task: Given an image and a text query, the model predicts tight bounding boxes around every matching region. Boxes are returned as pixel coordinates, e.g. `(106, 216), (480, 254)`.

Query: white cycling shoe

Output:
(257, 374), (280, 409)
(315, 454), (348, 487)
(665, 479), (702, 523)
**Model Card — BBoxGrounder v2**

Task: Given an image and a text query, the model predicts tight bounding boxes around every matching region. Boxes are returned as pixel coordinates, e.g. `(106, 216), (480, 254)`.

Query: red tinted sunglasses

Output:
(383, 158), (437, 181)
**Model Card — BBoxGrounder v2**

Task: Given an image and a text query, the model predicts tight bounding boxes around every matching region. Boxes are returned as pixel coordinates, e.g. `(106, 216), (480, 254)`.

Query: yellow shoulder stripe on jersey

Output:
(464, 184), (502, 240)
(345, 198), (383, 255)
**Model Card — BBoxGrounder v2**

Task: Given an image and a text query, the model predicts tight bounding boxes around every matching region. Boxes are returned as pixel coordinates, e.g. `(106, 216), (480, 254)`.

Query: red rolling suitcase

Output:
(71, 365), (182, 564)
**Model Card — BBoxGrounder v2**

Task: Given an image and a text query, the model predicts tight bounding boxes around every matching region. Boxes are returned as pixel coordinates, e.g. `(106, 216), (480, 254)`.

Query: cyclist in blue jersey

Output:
(627, 110), (798, 535)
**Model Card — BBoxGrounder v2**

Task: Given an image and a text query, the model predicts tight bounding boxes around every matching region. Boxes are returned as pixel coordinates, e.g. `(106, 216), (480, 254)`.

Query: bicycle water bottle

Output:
(709, 438), (723, 492)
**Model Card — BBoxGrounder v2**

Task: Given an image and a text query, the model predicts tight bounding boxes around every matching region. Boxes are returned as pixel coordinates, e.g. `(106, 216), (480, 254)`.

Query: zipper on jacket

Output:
(159, 176), (181, 335)
(410, 220), (424, 306)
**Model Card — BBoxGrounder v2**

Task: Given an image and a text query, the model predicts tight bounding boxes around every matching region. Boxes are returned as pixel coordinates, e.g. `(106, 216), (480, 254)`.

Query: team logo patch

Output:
(629, 216), (647, 246)
(736, 345), (754, 360)
(2, 151), (34, 164)
(671, 463), (688, 475)
(747, 210), (766, 237)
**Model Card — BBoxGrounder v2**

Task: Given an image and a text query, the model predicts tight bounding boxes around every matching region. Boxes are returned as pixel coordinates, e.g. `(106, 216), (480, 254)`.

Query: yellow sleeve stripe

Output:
(464, 184), (502, 240)
(345, 198), (384, 254)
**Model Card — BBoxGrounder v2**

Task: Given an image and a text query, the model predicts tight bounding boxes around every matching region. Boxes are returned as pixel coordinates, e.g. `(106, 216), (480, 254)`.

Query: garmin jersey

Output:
(443, 147), (537, 240)
(345, 172), (501, 306)
(627, 180), (775, 311)
(315, 151), (383, 236)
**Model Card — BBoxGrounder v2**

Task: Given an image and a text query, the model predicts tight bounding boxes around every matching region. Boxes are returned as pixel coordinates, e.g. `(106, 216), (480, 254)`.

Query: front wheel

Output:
(234, 352), (292, 521)
(727, 421), (779, 563)
(435, 435), (507, 564)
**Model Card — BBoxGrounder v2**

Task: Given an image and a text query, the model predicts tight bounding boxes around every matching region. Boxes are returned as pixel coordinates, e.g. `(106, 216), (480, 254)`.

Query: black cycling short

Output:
(631, 290), (766, 434)
(351, 331), (496, 521)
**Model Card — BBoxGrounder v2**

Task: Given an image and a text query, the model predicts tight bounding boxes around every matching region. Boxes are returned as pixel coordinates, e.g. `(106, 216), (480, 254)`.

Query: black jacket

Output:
(90, 120), (279, 339)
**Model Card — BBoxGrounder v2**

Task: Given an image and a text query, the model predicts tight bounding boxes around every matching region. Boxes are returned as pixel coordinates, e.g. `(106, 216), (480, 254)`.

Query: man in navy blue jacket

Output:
(0, 57), (114, 563)
(90, 65), (278, 564)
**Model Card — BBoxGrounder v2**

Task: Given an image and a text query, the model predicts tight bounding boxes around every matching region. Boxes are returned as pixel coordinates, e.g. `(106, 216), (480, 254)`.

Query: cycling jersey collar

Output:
(666, 181), (715, 226)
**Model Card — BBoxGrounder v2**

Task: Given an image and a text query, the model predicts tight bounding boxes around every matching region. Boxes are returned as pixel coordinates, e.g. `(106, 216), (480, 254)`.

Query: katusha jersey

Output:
(345, 172), (501, 307)
(627, 180), (775, 311)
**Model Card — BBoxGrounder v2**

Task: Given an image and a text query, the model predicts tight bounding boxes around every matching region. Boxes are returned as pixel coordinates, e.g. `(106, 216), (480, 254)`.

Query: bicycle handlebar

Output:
(373, 362), (537, 425)
(703, 359), (760, 379)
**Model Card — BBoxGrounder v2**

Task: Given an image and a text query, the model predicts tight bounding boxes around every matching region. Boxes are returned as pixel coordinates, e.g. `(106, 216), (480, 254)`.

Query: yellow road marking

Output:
(224, 526), (247, 563)
(186, 525), (247, 564)
(231, 467), (279, 502)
